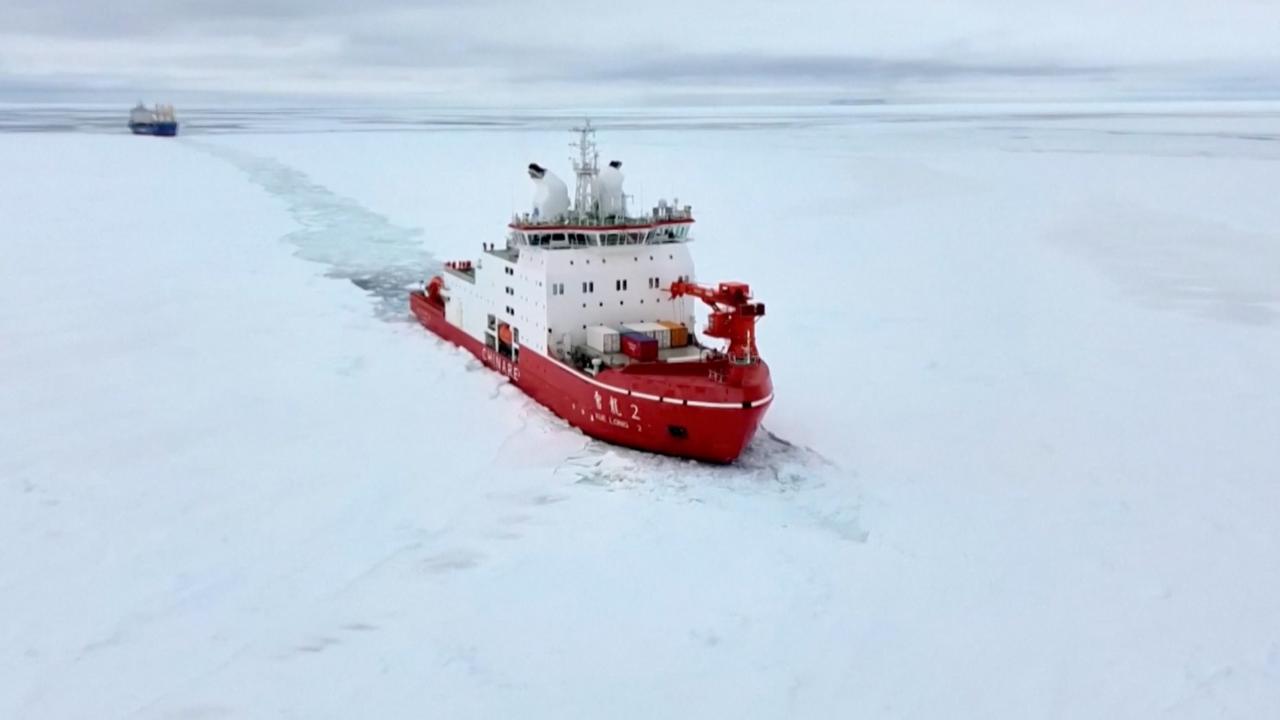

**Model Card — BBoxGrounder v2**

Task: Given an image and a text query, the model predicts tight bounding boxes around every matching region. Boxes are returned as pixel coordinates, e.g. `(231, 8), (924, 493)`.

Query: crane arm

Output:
(668, 280), (766, 364)
(669, 280), (753, 308)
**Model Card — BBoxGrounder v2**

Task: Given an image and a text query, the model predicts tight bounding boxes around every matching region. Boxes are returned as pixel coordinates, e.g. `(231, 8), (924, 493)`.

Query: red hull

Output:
(410, 292), (771, 463)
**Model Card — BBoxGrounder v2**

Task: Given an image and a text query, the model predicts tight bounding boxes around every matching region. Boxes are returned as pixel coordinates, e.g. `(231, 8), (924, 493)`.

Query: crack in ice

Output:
(186, 140), (434, 321)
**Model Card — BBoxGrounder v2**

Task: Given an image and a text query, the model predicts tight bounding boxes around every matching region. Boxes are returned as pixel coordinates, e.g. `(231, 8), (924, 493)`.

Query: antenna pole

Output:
(570, 119), (599, 218)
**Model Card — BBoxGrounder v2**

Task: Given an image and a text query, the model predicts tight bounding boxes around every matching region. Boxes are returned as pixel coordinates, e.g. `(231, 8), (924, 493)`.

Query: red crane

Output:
(669, 280), (766, 364)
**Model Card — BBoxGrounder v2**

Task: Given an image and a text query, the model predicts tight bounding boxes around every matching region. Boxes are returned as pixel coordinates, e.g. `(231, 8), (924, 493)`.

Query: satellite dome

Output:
(529, 164), (569, 219)
(595, 160), (625, 217)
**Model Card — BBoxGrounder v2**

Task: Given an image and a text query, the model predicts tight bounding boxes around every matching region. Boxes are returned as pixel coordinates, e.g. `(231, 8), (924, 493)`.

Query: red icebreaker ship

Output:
(410, 123), (772, 463)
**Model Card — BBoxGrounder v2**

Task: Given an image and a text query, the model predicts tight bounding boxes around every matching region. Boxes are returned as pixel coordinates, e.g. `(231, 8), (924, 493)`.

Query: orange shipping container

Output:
(658, 321), (689, 347)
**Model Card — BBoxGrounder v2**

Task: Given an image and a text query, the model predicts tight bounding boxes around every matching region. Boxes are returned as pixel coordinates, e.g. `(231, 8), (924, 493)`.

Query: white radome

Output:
(595, 163), (625, 217)
(532, 169), (570, 219)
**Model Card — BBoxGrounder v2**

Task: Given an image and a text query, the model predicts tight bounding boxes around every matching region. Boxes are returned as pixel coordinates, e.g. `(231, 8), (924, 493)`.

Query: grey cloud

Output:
(2, 0), (431, 38)
(542, 53), (1117, 86)
(339, 31), (577, 72)
(1, 0), (1275, 102)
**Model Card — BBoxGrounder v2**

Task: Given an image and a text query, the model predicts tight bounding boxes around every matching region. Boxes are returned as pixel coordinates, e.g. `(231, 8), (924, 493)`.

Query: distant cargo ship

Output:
(128, 102), (179, 136)
(410, 123), (772, 463)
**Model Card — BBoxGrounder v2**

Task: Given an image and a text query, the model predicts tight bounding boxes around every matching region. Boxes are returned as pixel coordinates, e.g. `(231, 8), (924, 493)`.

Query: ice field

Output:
(2, 103), (1279, 718)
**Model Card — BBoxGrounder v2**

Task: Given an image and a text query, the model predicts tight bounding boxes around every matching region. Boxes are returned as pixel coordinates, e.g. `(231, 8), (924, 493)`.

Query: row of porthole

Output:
(568, 254), (675, 266)
(580, 297), (667, 309)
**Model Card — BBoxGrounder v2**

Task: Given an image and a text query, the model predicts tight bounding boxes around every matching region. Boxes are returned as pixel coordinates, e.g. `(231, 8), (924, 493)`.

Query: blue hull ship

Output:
(129, 102), (179, 137)
(129, 121), (179, 136)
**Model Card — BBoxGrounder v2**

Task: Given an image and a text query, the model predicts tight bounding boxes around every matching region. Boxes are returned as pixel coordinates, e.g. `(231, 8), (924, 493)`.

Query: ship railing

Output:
(513, 209), (693, 227)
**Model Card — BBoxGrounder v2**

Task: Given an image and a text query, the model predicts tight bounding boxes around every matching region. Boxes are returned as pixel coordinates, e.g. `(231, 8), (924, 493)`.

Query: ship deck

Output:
(443, 265), (476, 283)
(484, 246), (519, 262)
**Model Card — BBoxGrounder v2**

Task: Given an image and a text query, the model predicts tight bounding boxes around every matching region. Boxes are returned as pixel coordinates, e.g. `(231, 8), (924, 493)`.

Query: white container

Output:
(586, 325), (620, 353)
(622, 322), (671, 349)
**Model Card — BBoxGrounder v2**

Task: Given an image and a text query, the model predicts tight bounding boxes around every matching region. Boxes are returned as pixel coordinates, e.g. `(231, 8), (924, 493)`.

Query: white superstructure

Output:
(129, 103), (154, 125)
(130, 102), (176, 124)
(440, 121), (699, 362)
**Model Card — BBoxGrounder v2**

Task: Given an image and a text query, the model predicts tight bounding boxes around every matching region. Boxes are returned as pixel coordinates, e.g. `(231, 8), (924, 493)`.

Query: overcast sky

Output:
(2, 0), (1278, 103)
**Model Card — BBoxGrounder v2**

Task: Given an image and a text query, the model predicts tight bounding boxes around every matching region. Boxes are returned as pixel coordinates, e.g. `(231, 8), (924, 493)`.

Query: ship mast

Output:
(570, 120), (599, 218)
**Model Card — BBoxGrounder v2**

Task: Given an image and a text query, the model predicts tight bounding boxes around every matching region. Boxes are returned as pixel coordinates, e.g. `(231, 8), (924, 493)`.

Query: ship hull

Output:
(411, 291), (770, 463)
(129, 121), (179, 137)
